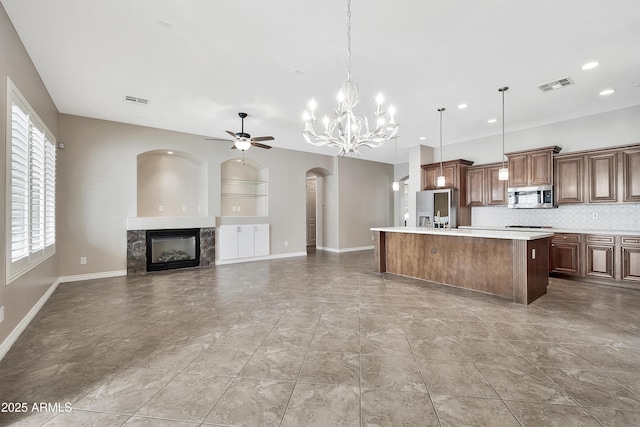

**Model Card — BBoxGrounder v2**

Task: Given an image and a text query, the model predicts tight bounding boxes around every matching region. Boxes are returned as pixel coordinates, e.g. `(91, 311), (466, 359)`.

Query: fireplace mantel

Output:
(127, 216), (215, 230)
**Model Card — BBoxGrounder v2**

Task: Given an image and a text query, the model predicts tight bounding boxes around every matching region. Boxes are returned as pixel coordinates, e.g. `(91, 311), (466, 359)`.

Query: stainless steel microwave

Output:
(507, 185), (555, 209)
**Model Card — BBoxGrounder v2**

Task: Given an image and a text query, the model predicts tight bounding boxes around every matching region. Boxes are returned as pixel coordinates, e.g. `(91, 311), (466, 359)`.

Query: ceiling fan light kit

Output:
(206, 112), (274, 151)
(302, 0), (399, 156)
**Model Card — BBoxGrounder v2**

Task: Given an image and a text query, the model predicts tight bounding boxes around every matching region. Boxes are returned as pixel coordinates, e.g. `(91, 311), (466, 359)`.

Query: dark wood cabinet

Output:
(422, 160), (472, 190)
(550, 233), (581, 276)
(507, 153), (529, 187)
(586, 151), (617, 203)
(466, 167), (485, 206)
(486, 165), (508, 205)
(585, 234), (614, 279)
(422, 159), (474, 226)
(621, 236), (640, 282)
(622, 148), (640, 203)
(465, 163), (507, 207)
(506, 146), (561, 188)
(554, 155), (584, 204)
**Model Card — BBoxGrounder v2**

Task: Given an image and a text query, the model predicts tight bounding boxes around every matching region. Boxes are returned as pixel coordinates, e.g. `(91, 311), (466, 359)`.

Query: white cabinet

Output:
(219, 224), (270, 260)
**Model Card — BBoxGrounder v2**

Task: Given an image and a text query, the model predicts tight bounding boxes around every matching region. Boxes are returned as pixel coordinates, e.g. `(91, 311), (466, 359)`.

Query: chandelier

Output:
(302, 0), (399, 156)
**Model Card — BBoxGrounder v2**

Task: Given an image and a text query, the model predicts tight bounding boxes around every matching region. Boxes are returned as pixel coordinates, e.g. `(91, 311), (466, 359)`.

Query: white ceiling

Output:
(3, 0), (640, 163)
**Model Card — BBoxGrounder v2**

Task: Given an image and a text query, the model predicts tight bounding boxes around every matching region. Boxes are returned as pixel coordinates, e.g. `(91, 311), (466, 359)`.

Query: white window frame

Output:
(5, 77), (56, 284)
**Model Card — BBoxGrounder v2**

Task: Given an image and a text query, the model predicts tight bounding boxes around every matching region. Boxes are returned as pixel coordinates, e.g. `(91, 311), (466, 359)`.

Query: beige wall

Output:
(58, 114), (395, 277)
(337, 157), (394, 249)
(0, 3), (59, 346)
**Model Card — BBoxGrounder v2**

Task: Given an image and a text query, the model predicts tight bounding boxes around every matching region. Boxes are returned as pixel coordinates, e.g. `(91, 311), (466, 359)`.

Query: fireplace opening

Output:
(146, 228), (200, 272)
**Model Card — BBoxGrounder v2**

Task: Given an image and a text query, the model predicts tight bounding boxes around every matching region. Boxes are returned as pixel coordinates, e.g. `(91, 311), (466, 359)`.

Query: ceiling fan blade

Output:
(225, 130), (237, 138)
(204, 137), (233, 142)
(230, 145), (237, 150)
(251, 142), (272, 149)
(251, 136), (274, 142)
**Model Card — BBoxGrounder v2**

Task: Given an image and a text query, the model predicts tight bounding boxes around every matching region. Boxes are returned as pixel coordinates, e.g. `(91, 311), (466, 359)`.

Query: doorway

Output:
(306, 176), (317, 250)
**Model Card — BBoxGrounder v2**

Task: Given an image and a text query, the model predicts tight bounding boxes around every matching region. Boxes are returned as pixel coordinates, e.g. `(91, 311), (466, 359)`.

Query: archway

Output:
(306, 167), (331, 252)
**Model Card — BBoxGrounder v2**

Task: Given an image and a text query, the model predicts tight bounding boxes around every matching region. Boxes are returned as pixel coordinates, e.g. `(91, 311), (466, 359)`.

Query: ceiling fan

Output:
(206, 112), (274, 151)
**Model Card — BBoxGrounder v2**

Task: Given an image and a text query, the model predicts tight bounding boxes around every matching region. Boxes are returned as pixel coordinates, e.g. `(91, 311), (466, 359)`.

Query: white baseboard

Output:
(216, 251), (307, 265)
(317, 245), (374, 253)
(58, 270), (127, 283)
(0, 278), (61, 362)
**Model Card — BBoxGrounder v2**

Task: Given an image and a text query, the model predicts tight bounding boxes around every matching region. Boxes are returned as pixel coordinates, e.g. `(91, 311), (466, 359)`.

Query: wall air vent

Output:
(124, 95), (150, 105)
(537, 77), (574, 93)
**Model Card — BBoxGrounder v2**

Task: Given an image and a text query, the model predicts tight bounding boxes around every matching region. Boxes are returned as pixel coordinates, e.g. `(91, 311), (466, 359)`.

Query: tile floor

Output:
(1, 250), (640, 426)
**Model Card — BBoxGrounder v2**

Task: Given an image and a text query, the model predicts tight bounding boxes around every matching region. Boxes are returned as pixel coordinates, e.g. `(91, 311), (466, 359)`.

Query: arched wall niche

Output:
(137, 149), (207, 217)
(221, 157), (268, 217)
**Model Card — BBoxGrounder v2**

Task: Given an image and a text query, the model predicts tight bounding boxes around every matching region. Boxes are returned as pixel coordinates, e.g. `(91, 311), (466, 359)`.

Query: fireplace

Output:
(146, 228), (200, 272)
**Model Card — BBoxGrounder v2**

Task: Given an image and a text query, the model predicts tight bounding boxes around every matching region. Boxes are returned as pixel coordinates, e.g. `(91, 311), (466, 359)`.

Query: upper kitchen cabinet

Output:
(554, 155), (584, 204)
(422, 159), (474, 190)
(623, 148), (640, 202)
(506, 146), (561, 188)
(586, 151), (617, 203)
(465, 162), (507, 206)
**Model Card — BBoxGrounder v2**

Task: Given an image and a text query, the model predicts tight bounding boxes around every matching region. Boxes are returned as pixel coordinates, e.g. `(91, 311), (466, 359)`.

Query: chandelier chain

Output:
(346, 0), (352, 81)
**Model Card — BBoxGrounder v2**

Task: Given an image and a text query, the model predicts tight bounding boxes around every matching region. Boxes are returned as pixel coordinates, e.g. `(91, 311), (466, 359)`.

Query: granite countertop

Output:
(459, 226), (640, 237)
(370, 226), (553, 241)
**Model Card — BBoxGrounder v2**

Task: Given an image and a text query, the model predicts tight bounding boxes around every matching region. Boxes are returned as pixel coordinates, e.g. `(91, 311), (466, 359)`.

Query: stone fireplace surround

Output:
(126, 217), (215, 275)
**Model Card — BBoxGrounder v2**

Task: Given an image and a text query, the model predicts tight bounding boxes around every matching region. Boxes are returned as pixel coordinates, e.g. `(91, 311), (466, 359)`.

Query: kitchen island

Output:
(371, 227), (554, 305)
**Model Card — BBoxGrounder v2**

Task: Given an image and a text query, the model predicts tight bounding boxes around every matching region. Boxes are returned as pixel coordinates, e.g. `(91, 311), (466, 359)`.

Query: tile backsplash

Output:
(472, 203), (640, 231)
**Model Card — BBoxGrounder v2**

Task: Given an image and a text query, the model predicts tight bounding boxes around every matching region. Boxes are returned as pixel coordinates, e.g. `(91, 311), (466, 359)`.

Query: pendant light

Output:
(498, 86), (509, 181)
(392, 136), (399, 191)
(436, 108), (446, 187)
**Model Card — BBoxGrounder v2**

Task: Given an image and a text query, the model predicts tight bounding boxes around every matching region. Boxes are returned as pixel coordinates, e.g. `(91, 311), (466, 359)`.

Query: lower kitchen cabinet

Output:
(585, 234), (614, 278)
(621, 236), (640, 282)
(550, 233), (581, 276)
(219, 224), (270, 261)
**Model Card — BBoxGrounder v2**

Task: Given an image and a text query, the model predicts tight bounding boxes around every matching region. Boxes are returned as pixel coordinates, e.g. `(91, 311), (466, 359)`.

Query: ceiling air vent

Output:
(124, 95), (150, 105)
(537, 77), (574, 93)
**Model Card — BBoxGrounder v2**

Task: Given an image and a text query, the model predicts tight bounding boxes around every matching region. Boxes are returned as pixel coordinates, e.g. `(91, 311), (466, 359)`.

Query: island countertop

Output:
(370, 226), (553, 241)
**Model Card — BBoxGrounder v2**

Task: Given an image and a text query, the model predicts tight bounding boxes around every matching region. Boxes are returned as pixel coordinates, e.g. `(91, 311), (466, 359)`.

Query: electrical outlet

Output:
(80, 257), (87, 265)
(285, 241), (289, 247)
(182, 206), (187, 212)
(0, 306), (4, 323)
(158, 205), (164, 212)
(592, 212), (599, 220)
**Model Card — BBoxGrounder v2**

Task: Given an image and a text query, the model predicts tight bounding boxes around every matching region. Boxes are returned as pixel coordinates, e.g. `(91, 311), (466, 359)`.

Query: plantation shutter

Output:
(29, 124), (46, 253)
(44, 137), (56, 248)
(10, 101), (30, 264)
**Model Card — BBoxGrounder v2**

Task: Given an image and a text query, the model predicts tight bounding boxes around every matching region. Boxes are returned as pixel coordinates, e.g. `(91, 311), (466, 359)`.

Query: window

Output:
(6, 78), (56, 283)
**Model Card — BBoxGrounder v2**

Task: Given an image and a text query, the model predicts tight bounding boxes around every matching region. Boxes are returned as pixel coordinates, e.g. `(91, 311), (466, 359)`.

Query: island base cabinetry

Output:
(373, 231), (550, 305)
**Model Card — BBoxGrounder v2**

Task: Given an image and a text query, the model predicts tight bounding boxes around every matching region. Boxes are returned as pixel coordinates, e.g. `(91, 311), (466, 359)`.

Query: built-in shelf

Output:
(221, 158), (268, 217)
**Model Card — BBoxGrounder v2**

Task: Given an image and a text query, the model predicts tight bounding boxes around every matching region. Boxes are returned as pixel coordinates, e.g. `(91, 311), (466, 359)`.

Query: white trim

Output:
(0, 279), (60, 362)
(317, 245), (374, 253)
(216, 251), (307, 265)
(58, 270), (127, 283)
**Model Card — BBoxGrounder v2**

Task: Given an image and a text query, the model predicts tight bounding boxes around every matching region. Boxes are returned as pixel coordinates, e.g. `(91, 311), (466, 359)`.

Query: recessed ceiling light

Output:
(419, 136), (427, 140)
(167, 151), (173, 155)
(487, 119), (497, 123)
(581, 61), (600, 70)
(599, 89), (616, 96)
(457, 104), (468, 109)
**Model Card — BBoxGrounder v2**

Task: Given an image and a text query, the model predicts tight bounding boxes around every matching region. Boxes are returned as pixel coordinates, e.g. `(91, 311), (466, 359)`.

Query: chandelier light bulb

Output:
(308, 99), (317, 111)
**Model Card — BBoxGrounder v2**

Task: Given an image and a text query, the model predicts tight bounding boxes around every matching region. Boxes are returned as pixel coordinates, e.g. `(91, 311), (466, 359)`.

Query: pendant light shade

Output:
(437, 108), (446, 187)
(498, 86), (509, 181)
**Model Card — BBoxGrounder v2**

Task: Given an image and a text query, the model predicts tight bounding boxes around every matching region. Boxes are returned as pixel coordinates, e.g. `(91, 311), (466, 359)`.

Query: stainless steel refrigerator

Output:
(416, 189), (458, 228)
